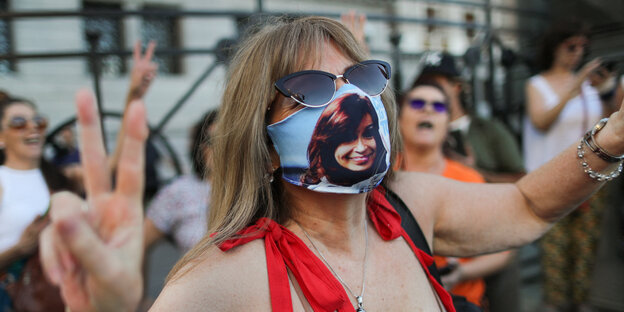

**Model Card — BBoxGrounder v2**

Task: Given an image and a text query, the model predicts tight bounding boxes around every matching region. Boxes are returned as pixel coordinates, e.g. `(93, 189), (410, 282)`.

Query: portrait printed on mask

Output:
(267, 85), (391, 194)
(302, 93), (388, 187)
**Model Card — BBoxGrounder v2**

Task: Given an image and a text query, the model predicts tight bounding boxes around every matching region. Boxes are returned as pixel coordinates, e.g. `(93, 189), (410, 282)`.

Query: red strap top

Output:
(218, 186), (455, 312)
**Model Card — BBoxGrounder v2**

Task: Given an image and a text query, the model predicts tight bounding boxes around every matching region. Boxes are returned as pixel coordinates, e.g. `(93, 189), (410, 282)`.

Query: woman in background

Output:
(399, 82), (512, 307)
(524, 20), (607, 311)
(0, 96), (76, 311)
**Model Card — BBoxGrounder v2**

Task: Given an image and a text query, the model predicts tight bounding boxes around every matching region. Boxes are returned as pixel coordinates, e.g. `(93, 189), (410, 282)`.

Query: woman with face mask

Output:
(39, 16), (624, 312)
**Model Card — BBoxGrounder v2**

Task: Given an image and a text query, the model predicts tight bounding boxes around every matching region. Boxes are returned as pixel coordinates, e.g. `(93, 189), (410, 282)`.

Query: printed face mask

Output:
(267, 84), (391, 194)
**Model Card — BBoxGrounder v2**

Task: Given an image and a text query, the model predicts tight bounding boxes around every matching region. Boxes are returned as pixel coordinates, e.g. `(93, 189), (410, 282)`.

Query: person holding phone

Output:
(524, 19), (608, 311)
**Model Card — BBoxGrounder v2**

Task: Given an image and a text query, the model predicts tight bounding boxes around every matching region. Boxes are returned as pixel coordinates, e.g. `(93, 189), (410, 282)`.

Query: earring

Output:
(265, 166), (278, 183)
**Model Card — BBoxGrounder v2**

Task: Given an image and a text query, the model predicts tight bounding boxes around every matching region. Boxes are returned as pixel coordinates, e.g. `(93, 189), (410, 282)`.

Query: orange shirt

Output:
(434, 158), (486, 306)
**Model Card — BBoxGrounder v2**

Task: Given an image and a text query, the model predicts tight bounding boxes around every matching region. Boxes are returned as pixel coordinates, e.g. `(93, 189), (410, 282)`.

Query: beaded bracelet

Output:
(577, 138), (624, 182)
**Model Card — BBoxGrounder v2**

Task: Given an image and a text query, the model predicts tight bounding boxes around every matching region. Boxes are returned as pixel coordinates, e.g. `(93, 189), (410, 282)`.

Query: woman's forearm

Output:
(517, 118), (623, 222)
(457, 251), (513, 282)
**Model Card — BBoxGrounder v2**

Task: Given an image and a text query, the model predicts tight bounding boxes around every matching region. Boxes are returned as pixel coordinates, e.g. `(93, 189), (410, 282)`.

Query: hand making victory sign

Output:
(128, 40), (157, 101)
(39, 89), (147, 312)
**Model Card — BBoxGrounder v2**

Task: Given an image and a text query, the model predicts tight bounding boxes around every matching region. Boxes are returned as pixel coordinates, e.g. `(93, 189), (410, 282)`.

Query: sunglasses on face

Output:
(408, 98), (447, 113)
(6, 115), (48, 131)
(274, 60), (391, 108)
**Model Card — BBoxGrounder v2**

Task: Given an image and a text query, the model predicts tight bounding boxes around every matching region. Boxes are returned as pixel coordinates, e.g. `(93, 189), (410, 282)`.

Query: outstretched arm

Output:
(392, 98), (624, 257)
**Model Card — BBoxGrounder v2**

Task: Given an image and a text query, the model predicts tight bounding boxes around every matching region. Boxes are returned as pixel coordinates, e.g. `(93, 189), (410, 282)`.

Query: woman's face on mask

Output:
(334, 113), (376, 171)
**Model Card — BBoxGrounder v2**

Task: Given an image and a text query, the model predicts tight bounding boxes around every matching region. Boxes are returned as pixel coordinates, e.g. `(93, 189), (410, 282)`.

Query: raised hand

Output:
(40, 89), (147, 312)
(15, 215), (49, 256)
(128, 40), (157, 101)
(570, 58), (602, 96)
(341, 11), (368, 52)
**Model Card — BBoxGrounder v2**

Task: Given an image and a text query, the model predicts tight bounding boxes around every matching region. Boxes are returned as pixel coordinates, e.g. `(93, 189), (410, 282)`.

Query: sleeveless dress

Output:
(523, 75), (602, 172)
(218, 186), (455, 312)
(0, 166), (50, 253)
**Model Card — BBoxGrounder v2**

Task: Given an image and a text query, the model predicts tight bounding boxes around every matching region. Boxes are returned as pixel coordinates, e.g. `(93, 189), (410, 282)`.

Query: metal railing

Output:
(0, 3), (550, 176)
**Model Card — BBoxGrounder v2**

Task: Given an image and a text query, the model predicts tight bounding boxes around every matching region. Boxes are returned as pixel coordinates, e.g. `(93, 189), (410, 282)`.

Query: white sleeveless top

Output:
(0, 166), (50, 253)
(523, 75), (602, 172)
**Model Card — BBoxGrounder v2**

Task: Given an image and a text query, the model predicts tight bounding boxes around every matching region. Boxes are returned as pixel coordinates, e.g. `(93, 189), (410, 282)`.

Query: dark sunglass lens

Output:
(283, 73), (335, 107)
(433, 102), (447, 113)
(410, 99), (426, 110)
(9, 116), (27, 130)
(347, 62), (389, 96)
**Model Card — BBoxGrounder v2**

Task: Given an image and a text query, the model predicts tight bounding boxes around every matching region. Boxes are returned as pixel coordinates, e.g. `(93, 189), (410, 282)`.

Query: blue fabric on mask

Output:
(267, 84), (391, 194)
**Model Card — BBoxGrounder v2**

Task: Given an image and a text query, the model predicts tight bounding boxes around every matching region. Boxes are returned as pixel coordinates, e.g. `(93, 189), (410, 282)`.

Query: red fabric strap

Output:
(219, 186), (455, 312)
(368, 188), (455, 312)
(219, 218), (352, 312)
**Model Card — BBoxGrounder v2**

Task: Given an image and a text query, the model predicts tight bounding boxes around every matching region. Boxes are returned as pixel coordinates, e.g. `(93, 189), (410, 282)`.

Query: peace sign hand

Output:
(128, 40), (157, 101)
(40, 89), (147, 312)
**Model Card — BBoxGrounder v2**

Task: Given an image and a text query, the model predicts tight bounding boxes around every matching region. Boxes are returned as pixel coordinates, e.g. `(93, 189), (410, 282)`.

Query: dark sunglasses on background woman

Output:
(275, 60), (391, 108)
(408, 99), (448, 113)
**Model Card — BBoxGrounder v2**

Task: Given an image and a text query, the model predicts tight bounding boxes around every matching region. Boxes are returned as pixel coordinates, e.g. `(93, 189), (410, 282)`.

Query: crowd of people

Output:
(0, 12), (623, 312)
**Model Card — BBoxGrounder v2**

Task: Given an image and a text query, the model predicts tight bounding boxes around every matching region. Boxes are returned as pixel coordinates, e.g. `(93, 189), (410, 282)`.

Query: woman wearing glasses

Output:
(40, 16), (624, 312)
(524, 20), (610, 311)
(0, 96), (75, 311)
(398, 82), (512, 308)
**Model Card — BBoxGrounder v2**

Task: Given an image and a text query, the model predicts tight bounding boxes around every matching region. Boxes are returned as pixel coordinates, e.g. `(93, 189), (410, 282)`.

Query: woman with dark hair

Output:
(0, 96), (75, 311)
(303, 93), (387, 187)
(525, 20), (609, 311)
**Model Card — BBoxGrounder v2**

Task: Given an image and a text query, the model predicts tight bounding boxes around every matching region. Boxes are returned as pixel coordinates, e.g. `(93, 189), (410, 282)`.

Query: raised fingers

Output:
(580, 58), (602, 77)
(76, 89), (111, 197)
(133, 40), (141, 62)
(144, 40), (156, 62)
(115, 99), (148, 202)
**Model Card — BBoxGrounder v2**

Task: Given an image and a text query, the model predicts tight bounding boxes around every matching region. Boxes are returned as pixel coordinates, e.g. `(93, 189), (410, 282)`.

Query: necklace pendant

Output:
(355, 296), (365, 312)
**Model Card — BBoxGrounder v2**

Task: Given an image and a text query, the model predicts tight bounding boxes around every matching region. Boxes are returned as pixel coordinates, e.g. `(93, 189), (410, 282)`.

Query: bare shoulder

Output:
(388, 171), (444, 209)
(151, 239), (271, 311)
(387, 171), (445, 244)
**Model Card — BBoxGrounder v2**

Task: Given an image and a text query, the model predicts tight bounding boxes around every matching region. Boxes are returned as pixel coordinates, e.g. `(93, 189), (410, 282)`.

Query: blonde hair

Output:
(168, 15), (401, 281)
